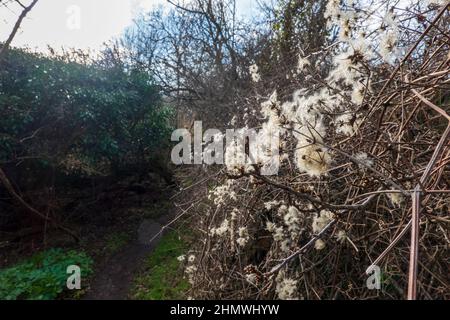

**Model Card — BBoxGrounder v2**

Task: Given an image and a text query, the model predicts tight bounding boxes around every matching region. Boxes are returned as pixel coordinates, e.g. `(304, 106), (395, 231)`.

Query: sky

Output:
(0, 0), (260, 53)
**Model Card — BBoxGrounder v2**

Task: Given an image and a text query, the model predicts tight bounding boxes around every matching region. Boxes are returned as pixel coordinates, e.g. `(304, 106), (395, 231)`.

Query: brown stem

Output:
(0, 0), (39, 60)
(0, 167), (79, 242)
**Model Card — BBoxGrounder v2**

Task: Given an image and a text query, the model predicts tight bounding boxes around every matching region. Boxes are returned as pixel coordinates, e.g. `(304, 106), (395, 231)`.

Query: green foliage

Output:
(104, 232), (131, 254)
(133, 230), (189, 300)
(0, 248), (93, 300)
(0, 48), (173, 176)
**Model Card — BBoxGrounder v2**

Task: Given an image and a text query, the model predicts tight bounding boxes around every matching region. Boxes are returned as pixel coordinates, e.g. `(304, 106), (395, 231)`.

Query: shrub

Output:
(181, 1), (450, 300)
(0, 248), (93, 300)
(0, 48), (173, 175)
(0, 48), (174, 232)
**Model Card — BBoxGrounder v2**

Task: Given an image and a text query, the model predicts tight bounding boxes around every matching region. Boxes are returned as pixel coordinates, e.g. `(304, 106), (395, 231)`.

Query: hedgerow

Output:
(179, 0), (449, 300)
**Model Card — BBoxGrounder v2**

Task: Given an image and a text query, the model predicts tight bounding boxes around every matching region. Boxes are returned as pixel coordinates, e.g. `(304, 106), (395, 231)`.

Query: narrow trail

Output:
(83, 214), (172, 300)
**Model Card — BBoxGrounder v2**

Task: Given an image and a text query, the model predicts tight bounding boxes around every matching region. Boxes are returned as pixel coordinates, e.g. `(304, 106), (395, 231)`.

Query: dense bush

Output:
(0, 48), (174, 232)
(180, 0), (449, 300)
(0, 248), (92, 300)
(0, 48), (173, 176)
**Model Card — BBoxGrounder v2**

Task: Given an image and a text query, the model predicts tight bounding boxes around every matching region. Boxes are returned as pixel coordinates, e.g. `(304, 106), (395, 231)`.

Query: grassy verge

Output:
(132, 229), (190, 300)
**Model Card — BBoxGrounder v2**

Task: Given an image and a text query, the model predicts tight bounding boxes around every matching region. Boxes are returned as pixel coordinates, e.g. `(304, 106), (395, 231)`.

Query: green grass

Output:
(132, 229), (190, 300)
(104, 232), (131, 254)
(0, 248), (92, 300)
(144, 200), (173, 220)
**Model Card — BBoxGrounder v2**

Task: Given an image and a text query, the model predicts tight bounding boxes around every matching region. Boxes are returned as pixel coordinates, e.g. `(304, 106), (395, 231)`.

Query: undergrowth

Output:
(0, 248), (92, 300)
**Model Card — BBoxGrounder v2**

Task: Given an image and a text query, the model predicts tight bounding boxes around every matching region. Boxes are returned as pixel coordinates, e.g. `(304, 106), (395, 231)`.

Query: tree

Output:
(0, 0), (39, 60)
(116, 0), (264, 128)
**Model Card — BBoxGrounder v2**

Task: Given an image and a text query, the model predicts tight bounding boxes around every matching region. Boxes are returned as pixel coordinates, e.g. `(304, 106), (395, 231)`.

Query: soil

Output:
(82, 221), (162, 299)
(82, 197), (176, 300)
